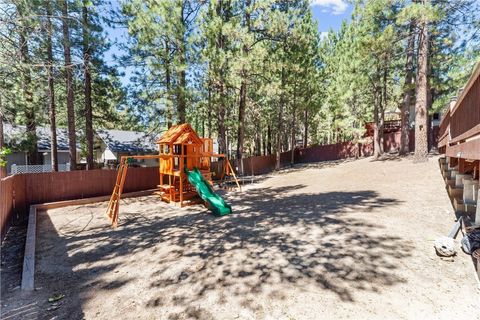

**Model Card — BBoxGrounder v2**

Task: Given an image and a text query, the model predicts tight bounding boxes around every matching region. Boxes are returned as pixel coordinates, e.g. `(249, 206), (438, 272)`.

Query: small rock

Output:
(440, 256), (454, 262)
(48, 293), (65, 303)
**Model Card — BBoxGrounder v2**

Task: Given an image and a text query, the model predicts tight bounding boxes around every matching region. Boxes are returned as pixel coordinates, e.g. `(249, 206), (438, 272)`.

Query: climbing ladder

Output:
(106, 157), (129, 227)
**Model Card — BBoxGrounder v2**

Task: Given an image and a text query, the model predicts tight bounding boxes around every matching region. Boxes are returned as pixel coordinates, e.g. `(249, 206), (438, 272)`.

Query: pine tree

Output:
(60, 0), (77, 169)
(82, 0), (94, 169)
(414, 0), (430, 160)
(400, 18), (415, 155)
(17, 0), (39, 164)
(45, 0), (58, 171)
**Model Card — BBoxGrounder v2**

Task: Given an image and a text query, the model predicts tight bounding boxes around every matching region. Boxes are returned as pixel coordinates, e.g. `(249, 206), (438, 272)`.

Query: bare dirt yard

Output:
(1, 155), (479, 319)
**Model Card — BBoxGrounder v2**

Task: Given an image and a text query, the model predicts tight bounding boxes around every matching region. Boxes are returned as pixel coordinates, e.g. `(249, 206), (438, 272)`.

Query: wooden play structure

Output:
(106, 123), (239, 227)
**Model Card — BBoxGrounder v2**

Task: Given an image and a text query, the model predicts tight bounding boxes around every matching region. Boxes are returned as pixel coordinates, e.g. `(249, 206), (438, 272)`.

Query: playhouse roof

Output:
(156, 123), (202, 145)
(175, 131), (203, 145)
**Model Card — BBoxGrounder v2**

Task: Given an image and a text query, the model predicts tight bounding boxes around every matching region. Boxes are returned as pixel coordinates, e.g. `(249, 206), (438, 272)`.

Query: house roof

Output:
(96, 129), (158, 154)
(157, 123), (201, 144)
(2, 122), (157, 154)
(2, 122), (79, 151)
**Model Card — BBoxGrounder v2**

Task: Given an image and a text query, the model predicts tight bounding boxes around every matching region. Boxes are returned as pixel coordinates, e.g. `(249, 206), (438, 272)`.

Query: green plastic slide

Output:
(184, 167), (232, 216)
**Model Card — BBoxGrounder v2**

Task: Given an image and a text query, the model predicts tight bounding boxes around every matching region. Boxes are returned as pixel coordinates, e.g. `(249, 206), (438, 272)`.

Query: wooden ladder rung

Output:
(105, 160), (129, 227)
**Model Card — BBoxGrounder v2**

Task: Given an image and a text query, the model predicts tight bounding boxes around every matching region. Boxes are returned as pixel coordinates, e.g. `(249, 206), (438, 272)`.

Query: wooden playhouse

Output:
(156, 123), (215, 206)
(106, 123), (238, 226)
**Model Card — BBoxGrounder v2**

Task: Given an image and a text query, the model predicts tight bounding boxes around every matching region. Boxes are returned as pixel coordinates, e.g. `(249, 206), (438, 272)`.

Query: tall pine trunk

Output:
(0, 102), (5, 178)
(217, 83), (227, 154)
(176, 3), (186, 123)
(178, 70), (186, 123)
(267, 124), (272, 155)
(207, 79), (212, 138)
(381, 63), (388, 153)
(275, 65), (285, 170)
(373, 86), (382, 159)
(255, 124), (261, 156)
(46, 0), (58, 171)
(20, 39), (38, 165)
(427, 38), (434, 151)
(215, 0), (228, 155)
(414, 3), (429, 161)
(165, 39), (173, 128)
(290, 82), (297, 166)
(290, 101), (296, 166)
(61, 0), (77, 170)
(237, 80), (246, 173)
(18, 3), (38, 165)
(236, 0), (250, 175)
(303, 109), (308, 148)
(400, 20), (416, 155)
(83, 0), (94, 170)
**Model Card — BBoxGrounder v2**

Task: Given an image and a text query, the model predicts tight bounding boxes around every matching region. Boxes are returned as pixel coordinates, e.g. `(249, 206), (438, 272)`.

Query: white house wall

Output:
(6, 152), (27, 174)
(42, 151), (72, 166)
(103, 148), (117, 161)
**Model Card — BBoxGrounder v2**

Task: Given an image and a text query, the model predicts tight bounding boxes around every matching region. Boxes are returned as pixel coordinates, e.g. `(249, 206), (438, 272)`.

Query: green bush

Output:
(0, 147), (11, 167)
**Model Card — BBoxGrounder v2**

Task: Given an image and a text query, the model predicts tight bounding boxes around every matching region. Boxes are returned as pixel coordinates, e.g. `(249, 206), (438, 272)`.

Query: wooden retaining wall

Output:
(0, 167), (159, 241)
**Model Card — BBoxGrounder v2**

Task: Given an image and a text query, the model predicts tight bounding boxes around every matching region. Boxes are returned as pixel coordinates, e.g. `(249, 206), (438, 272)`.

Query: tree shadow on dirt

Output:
(371, 152), (441, 162)
(30, 186), (409, 319)
(275, 158), (361, 175)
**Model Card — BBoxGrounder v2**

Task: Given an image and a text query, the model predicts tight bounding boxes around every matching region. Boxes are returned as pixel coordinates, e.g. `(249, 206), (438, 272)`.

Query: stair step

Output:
(445, 178), (455, 187)
(448, 185), (463, 198)
(464, 202), (477, 214)
(453, 197), (465, 213)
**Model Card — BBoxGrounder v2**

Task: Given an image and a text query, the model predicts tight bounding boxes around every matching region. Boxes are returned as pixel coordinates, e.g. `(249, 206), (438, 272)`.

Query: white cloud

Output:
(310, 0), (348, 15)
(319, 32), (329, 40)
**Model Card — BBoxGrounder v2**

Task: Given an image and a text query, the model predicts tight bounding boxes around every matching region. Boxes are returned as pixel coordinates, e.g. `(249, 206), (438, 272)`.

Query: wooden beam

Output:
(120, 153), (227, 161)
(446, 137), (480, 161)
(21, 206), (36, 291)
(438, 134), (449, 148)
(36, 189), (158, 210)
(449, 123), (480, 144)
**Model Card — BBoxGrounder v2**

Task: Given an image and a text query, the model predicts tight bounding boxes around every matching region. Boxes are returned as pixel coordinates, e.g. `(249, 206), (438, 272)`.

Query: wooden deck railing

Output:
(437, 109), (450, 149)
(439, 62), (480, 160)
(450, 74), (480, 142)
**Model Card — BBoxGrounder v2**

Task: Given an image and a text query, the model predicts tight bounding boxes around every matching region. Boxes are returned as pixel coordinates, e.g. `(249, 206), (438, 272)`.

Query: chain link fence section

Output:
(11, 163), (70, 174)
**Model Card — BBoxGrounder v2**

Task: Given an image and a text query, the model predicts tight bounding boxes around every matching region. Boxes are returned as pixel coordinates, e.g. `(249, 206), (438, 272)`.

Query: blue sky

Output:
(310, 0), (352, 36)
(104, 0), (352, 86)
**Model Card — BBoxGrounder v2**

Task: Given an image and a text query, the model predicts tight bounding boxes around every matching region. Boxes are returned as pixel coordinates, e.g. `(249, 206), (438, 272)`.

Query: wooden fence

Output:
(0, 167), (159, 241)
(0, 176), (17, 243)
(233, 141), (375, 176)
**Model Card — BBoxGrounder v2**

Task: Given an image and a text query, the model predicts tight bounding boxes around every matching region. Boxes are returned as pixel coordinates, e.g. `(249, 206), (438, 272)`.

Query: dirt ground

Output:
(1, 155), (479, 320)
